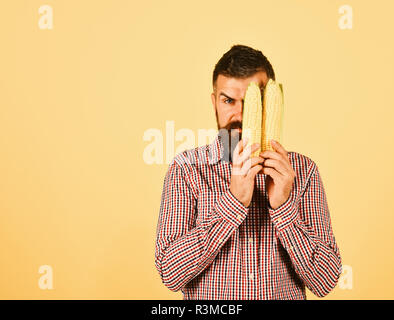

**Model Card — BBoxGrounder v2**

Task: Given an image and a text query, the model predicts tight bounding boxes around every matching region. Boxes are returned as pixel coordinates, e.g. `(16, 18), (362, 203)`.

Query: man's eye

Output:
(224, 98), (233, 104)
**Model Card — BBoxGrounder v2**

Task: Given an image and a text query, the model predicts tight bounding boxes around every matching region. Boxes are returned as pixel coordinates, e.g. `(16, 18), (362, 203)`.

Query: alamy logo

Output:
(143, 121), (218, 165)
(38, 5), (53, 30)
(38, 265), (54, 290)
(338, 264), (353, 290)
(338, 5), (353, 30)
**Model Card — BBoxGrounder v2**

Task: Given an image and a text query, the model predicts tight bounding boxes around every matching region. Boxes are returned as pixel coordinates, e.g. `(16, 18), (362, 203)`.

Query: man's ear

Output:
(211, 92), (216, 111)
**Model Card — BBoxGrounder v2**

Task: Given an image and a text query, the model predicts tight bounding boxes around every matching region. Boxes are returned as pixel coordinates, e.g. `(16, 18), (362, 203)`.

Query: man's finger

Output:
(262, 159), (289, 176)
(270, 139), (288, 158)
(247, 164), (263, 180)
(259, 150), (282, 161)
(262, 166), (282, 181)
(240, 156), (264, 175)
(239, 143), (260, 164)
(233, 144), (251, 169)
(233, 137), (248, 159)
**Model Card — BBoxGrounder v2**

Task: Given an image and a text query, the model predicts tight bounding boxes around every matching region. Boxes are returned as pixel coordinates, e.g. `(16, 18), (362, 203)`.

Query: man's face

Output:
(211, 71), (269, 141)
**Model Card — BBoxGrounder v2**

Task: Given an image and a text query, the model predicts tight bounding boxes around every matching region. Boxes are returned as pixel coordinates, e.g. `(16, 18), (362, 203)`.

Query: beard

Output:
(215, 109), (242, 163)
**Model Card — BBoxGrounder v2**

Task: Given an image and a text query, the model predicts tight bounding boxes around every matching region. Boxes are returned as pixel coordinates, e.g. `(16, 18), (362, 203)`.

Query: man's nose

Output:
(233, 101), (243, 121)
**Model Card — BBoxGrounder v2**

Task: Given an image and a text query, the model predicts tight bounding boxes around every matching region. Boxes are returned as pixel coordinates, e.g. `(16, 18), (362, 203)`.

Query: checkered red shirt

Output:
(155, 133), (342, 299)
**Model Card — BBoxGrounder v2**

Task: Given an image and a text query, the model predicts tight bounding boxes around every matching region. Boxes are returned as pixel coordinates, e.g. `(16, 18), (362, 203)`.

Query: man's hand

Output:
(260, 139), (296, 210)
(230, 138), (264, 207)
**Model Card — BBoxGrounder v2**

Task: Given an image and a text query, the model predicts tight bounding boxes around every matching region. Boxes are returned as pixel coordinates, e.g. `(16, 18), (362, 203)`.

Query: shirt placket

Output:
(244, 200), (261, 299)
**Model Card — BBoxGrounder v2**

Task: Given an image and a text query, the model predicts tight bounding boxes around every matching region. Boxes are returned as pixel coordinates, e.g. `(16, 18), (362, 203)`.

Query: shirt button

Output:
(277, 217), (283, 223)
(248, 237), (253, 244)
(290, 246), (294, 250)
(218, 238), (223, 243)
(249, 273), (254, 280)
(236, 214), (242, 220)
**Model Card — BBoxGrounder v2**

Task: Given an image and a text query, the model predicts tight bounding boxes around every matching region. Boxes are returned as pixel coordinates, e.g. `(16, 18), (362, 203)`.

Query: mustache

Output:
(223, 121), (242, 131)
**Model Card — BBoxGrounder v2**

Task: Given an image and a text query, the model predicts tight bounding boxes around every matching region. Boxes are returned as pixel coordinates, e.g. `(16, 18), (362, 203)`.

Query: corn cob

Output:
(241, 82), (262, 157)
(261, 79), (284, 151)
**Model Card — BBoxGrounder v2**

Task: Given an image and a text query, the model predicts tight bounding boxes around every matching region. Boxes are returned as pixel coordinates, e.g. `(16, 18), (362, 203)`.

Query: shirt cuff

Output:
(215, 190), (249, 228)
(268, 190), (298, 232)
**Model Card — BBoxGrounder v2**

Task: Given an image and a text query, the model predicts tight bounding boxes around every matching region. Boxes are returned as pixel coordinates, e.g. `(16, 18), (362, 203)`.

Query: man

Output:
(155, 45), (342, 299)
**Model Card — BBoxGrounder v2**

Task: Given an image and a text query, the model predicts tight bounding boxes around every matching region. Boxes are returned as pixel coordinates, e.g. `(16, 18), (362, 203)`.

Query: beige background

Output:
(0, 0), (393, 299)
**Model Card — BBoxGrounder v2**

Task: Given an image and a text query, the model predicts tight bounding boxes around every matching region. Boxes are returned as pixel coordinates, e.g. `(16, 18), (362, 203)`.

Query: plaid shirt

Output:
(155, 133), (342, 299)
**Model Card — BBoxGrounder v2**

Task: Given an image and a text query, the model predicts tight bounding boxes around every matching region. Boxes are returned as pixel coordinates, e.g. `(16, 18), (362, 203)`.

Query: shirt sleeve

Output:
(268, 162), (342, 298)
(155, 160), (249, 292)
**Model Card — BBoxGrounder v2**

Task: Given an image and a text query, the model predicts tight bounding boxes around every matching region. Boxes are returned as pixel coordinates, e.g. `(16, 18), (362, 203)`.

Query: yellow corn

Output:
(261, 79), (284, 152)
(241, 82), (262, 157)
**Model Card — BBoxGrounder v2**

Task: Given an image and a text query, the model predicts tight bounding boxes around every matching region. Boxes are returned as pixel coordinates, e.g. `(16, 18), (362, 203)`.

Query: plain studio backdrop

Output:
(0, 0), (393, 299)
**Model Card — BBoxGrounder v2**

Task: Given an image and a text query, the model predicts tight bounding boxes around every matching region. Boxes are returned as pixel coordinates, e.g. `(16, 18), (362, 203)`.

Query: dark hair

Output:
(212, 45), (275, 88)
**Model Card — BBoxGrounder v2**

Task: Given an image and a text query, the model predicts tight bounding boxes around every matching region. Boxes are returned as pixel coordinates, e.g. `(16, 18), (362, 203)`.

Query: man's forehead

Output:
(215, 72), (268, 97)
(217, 81), (264, 99)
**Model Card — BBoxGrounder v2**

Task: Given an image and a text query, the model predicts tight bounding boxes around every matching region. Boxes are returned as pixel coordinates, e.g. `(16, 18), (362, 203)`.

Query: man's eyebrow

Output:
(219, 92), (235, 100)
